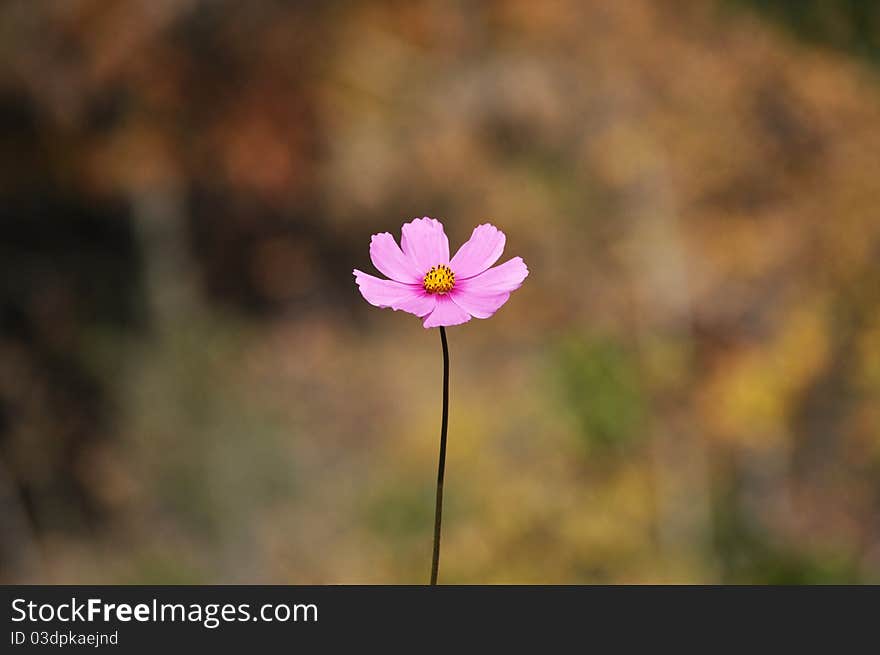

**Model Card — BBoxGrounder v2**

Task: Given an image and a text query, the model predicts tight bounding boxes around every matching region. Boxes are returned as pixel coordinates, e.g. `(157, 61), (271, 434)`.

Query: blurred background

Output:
(1, 0), (879, 584)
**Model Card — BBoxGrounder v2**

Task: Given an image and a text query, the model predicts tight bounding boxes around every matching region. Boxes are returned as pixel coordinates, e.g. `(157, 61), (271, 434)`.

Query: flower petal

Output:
(354, 270), (437, 317)
(401, 217), (449, 273)
(455, 256), (529, 295)
(370, 232), (421, 283)
(422, 294), (472, 328)
(449, 223), (506, 279)
(450, 289), (511, 319)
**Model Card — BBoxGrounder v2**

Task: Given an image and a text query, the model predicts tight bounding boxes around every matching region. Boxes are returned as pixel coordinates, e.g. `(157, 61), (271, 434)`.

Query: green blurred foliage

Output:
(555, 336), (646, 453)
(730, 0), (880, 65)
(713, 489), (865, 584)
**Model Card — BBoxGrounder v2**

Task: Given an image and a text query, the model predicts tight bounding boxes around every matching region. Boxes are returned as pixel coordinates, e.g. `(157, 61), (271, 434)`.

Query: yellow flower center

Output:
(423, 264), (455, 294)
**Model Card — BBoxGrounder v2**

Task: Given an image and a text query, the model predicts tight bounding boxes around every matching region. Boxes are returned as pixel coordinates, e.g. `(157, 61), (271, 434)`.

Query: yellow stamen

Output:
(423, 264), (455, 294)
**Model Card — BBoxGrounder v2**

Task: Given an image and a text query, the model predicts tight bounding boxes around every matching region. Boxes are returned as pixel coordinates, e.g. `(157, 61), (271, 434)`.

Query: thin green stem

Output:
(430, 326), (450, 585)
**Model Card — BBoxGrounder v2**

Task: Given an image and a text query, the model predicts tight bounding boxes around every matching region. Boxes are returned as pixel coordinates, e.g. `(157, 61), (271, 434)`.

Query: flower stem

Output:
(430, 325), (450, 585)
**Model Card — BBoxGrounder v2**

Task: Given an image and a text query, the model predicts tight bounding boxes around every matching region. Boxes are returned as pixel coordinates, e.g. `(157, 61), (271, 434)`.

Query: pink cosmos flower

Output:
(354, 217), (528, 328)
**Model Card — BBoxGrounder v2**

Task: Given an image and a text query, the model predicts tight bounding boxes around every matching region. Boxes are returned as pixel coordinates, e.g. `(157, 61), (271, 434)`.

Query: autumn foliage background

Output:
(2, 0), (880, 583)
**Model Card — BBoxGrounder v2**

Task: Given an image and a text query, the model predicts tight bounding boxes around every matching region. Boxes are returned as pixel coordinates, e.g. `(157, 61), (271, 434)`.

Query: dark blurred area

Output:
(1, 0), (879, 583)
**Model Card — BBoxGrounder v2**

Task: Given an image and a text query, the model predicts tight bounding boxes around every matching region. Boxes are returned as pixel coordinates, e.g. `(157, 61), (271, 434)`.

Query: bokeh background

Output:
(2, 0), (880, 584)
